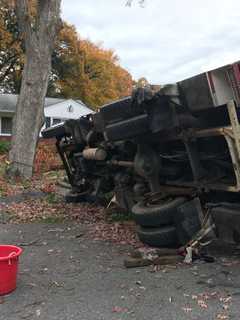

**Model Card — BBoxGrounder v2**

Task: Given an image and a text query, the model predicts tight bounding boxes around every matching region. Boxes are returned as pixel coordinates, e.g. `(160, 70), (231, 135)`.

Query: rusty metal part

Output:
(184, 140), (205, 182)
(109, 160), (134, 167)
(165, 180), (240, 192)
(82, 148), (107, 161)
(134, 144), (160, 192)
(159, 101), (240, 193)
(225, 101), (240, 190)
(145, 186), (195, 199)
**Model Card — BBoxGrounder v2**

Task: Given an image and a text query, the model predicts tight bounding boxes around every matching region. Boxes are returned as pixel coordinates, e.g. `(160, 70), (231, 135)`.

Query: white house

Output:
(0, 94), (93, 136)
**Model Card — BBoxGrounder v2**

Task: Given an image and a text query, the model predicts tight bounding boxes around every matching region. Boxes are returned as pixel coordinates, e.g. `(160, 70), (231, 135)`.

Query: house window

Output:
(52, 118), (62, 126)
(1, 117), (13, 135)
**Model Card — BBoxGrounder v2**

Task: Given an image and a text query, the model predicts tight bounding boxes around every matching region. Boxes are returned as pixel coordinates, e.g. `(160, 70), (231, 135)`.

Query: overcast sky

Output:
(62, 0), (240, 85)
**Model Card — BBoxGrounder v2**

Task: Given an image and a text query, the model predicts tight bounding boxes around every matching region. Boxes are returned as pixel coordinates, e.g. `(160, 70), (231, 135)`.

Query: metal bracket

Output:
(224, 100), (240, 190)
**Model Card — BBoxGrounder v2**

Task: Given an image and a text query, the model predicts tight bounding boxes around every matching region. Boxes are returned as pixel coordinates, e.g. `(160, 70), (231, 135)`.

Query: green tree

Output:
(0, 1), (23, 92)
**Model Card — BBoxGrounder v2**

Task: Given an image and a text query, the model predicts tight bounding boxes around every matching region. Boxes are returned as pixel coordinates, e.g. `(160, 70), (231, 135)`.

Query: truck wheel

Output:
(132, 197), (186, 227)
(65, 190), (90, 203)
(137, 225), (179, 247)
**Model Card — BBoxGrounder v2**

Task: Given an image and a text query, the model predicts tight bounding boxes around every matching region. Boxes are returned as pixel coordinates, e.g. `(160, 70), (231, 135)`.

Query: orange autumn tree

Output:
(50, 23), (132, 108)
(0, 9), (132, 109)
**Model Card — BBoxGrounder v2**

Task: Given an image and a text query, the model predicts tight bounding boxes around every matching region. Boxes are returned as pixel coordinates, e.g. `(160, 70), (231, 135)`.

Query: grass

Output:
(40, 215), (66, 223)
(45, 192), (59, 204)
(0, 140), (10, 154)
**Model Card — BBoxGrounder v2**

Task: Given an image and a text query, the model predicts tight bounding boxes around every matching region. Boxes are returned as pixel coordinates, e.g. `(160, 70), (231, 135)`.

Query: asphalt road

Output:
(0, 223), (240, 320)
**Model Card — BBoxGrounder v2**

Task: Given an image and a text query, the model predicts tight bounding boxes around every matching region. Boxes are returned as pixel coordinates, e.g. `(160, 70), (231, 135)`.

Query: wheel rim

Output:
(143, 194), (173, 208)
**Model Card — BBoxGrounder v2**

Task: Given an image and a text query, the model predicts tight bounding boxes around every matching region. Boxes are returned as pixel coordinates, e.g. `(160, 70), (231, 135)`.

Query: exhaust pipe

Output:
(82, 148), (107, 161)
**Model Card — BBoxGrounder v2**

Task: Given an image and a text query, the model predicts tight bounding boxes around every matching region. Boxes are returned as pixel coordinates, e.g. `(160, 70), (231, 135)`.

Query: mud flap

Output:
(210, 205), (240, 244)
(174, 198), (204, 245)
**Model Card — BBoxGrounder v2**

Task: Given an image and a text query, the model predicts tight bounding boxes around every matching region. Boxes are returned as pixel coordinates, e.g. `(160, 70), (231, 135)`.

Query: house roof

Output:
(0, 94), (88, 113)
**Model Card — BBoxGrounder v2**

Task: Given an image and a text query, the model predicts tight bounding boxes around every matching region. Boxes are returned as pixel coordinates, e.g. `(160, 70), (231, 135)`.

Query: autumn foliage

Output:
(49, 23), (132, 108)
(0, 1), (23, 92)
(0, 3), (132, 108)
(34, 140), (62, 175)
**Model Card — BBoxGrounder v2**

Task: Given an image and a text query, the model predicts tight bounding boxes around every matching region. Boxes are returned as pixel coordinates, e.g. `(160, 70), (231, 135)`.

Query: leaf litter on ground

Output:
(0, 188), (142, 246)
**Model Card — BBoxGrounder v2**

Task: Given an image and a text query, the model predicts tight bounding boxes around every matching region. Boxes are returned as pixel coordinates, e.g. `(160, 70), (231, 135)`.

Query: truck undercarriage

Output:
(43, 61), (240, 248)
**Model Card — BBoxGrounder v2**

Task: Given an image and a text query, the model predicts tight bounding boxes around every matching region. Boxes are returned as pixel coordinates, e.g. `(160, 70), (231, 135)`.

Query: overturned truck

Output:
(43, 61), (240, 247)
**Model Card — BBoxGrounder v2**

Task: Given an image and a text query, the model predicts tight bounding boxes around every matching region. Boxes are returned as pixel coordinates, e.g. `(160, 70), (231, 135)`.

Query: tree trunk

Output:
(9, 46), (51, 178)
(9, 0), (61, 178)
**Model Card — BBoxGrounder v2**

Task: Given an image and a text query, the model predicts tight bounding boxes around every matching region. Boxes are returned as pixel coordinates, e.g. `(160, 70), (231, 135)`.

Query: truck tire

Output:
(132, 197), (186, 227)
(65, 192), (85, 203)
(137, 225), (179, 248)
(65, 190), (91, 203)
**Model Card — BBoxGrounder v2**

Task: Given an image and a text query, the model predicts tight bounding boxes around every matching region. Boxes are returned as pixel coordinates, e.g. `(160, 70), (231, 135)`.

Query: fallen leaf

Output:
(182, 307), (192, 313)
(216, 314), (229, 320)
(198, 300), (208, 309)
(220, 296), (232, 304)
(112, 306), (128, 313)
(36, 309), (41, 317)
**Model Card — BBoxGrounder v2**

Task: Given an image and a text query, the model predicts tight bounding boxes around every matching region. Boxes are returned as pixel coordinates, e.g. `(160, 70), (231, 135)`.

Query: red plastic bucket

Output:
(0, 245), (23, 295)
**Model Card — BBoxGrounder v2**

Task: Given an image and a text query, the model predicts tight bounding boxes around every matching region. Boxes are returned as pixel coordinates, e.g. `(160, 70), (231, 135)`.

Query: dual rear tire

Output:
(133, 196), (203, 248)
(137, 225), (179, 248)
(132, 196), (185, 248)
(132, 197), (186, 227)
